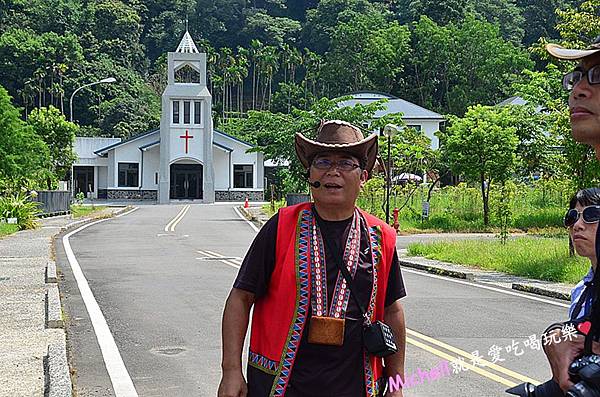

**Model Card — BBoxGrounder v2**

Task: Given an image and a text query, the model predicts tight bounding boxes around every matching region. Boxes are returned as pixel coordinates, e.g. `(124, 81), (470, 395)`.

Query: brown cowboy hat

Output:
(546, 36), (600, 60)
(295, 120), (379, 174)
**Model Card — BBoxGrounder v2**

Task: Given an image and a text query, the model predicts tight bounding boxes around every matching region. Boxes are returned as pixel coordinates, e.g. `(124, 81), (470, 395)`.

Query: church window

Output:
(173, 101), (180, 124)
(174, 64), (201, 84)
(234, 165), (253, 188)
(118, 163), (139, 187)
(194, 101), (201, 124)
(184, 101), (191, 124)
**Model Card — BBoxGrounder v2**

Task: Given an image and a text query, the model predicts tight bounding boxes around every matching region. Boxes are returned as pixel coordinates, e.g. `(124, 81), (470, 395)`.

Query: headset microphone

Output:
(308, 180), (321, 188)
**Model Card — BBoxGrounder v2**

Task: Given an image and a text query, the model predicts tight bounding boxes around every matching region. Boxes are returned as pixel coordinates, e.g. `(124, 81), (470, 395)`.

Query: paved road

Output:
(55, 205), (567, 397)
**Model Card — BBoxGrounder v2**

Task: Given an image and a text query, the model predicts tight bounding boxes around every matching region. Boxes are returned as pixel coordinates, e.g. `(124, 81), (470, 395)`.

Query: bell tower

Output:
(159, 31), (214, 203)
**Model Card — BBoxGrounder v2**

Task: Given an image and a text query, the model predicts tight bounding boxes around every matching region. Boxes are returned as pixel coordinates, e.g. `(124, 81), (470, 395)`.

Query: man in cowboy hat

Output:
(218, 120), (407, 397)
(547, 36), (600, 158)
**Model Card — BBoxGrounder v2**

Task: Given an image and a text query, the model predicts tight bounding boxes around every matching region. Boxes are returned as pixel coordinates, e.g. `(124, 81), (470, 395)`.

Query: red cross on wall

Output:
(179, 130), (194, 154)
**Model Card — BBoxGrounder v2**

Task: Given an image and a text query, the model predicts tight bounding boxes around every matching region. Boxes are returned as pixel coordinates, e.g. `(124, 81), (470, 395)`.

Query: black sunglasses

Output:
(564, 205), (600, 227)
(563, 65), (600, 91)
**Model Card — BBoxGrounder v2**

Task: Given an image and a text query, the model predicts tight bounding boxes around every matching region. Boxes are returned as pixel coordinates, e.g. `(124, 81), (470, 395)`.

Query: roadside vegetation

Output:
(0, 223), (19, 237)
(70, 205), (107, 219)
(407, 237), (589, 284)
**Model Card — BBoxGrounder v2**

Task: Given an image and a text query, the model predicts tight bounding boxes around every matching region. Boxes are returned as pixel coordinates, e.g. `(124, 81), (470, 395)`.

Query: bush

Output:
(0, 192), (41, 230)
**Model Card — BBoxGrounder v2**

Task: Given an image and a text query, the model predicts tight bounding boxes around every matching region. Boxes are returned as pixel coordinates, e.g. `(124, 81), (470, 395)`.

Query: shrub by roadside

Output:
(407, 237), (589, 284)
(0, 192), (40, 230)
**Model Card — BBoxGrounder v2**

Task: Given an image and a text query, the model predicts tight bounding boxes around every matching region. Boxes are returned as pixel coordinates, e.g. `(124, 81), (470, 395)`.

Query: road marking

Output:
(233, 206), (259, 232)
(407, 328), (541, 385)
(63, 210), (139, 397)
(402, 268), (570, 308)
(164, 205), (190, 232)
(406, 336), (518, 387)
(197, 250), (241, 269)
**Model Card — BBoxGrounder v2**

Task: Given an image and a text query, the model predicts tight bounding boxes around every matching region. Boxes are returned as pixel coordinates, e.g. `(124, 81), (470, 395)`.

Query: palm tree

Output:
(249, 39), (263, 110)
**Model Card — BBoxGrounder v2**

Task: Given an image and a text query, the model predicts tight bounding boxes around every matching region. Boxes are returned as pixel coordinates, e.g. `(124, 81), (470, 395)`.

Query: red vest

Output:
(248, 202), (397, 397)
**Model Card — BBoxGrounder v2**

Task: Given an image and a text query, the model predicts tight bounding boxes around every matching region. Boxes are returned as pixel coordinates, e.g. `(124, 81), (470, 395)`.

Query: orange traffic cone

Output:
(244, 197), (249, 208)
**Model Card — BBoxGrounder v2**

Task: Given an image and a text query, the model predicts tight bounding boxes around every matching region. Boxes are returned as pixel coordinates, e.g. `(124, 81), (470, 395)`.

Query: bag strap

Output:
(321, 216), (371, 325)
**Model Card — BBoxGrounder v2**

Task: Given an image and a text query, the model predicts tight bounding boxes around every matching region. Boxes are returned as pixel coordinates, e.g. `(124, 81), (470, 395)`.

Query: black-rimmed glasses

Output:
(564, 205), (600, 227)
(312, 158), (360, 172)
(563, 65), (600, 91)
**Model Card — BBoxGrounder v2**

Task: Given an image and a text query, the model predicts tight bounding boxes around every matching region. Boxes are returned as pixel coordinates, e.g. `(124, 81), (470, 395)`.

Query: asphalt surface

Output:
(54, 204), (568, 397)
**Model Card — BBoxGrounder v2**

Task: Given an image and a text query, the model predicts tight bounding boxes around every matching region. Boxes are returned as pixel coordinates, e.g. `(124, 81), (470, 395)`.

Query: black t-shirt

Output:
(234, 211), (406, 397)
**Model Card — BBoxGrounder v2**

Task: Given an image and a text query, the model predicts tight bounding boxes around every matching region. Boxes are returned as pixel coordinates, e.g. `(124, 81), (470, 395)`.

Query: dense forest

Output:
(0, 0), (596, 140)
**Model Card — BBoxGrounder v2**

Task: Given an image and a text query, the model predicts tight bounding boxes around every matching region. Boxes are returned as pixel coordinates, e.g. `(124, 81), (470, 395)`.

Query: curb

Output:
(45, 333), (73, 397)
(512, 283), (570, 301)
(238, 206), (266, 228)
(46, 284), (63, 329)
(399, 256), (572, 301)
(398, 258), (475, 281)
(46, 260), (58, 283)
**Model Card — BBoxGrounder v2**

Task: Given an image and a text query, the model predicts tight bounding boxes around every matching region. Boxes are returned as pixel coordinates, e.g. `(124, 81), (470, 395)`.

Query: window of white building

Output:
(234, 165), (253, 188)
(172, 100), (202, 126)
(173, 101), (180, 124)
(118, 163), (139, 187)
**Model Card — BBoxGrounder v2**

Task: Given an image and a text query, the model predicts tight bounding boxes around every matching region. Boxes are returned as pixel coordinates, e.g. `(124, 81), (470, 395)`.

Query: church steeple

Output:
(176, 30), (199, 54)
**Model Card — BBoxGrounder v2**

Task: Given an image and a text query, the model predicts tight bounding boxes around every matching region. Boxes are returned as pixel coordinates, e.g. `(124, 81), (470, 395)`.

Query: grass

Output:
(70, 205), (107, 219)
(407, 237), (590, 284)
(0, 223), (19, 237)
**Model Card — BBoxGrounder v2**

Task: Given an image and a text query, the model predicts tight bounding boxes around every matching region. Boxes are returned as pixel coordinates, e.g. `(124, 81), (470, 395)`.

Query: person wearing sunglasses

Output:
(547, 36), (600, 158)
(512, 188), (600, 396)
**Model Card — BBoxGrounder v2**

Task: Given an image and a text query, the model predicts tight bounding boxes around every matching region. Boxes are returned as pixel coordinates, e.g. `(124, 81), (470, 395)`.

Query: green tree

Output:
(468, 0), (525, 44)
(405, 15), (532, 115)
(0, 86), (51, 190)
(301, 0), (382, 53)
(442, 105), (519, 225)
(27, 106), (78, 182)
(242, 9), (301, 47)
(408, 0), (467, 25)
(322, 12), (411, 95)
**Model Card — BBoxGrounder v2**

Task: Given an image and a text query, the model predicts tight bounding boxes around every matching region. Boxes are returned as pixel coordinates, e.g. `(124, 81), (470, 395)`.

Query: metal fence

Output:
(33, 190), (71, 216)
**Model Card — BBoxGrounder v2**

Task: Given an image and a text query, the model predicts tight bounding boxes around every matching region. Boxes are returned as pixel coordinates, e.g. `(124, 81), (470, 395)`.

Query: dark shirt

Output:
(234, 211), (406, 397)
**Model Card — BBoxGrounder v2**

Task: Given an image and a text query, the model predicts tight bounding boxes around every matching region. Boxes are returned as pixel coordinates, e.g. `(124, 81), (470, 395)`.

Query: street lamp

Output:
(69, 77), (117, 122)
(383, 124), (401, 224)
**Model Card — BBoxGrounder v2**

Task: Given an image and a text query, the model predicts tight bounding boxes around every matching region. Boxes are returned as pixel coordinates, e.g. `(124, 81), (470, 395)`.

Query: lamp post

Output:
(383, 124), (401, 224)
(69, 77), (116, 122)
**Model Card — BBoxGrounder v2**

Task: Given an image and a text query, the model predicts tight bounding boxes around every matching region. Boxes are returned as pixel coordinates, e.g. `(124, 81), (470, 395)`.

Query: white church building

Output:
(72, 32), (264, 203)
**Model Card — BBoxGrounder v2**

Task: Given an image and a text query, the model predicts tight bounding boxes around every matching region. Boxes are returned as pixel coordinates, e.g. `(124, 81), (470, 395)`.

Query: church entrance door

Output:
(170, 163), (203, 199)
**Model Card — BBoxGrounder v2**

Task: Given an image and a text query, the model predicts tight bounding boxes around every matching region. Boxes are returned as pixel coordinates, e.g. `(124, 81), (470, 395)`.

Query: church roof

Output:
(93, 128), (254, 156)
(176, 31), (199, 53)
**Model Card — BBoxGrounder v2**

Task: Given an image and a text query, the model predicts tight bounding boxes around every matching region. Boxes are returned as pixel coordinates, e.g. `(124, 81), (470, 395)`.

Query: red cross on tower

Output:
(179, 129), (194, 154)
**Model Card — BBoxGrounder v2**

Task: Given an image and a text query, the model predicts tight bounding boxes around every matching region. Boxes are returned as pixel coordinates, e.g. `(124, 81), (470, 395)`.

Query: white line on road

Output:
(197, 250), (241, 269)
(233, 206), (259, 232)
(63, 209), (139, 397)
(164, 205), (190, 232)
(402, 268), (570, 308)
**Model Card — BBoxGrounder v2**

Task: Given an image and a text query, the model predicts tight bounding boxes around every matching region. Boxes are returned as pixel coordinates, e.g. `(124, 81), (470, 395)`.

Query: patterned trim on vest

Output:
(249, 351), (279, 375)
(364, 224), (383, 397)
(270, 209), (311, 397)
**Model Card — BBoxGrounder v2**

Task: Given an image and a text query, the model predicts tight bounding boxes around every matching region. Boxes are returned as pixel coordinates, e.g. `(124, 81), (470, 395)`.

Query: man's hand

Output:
(385, 389), (403, 397)
(217, 369), (247, 397)
(544, 329), (600, 392)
